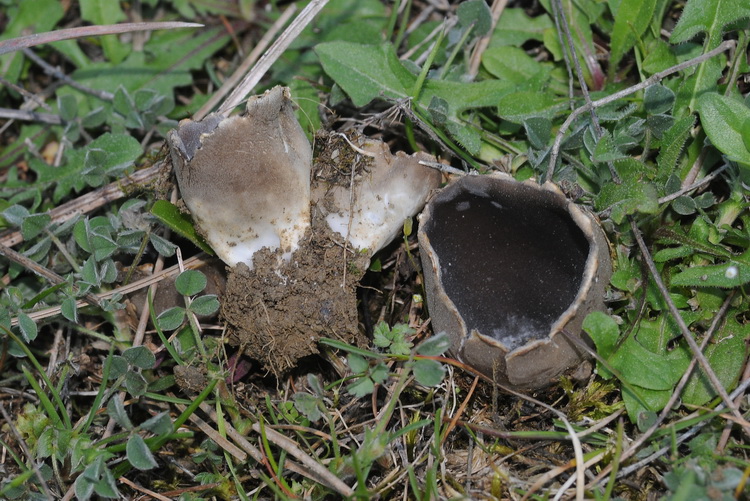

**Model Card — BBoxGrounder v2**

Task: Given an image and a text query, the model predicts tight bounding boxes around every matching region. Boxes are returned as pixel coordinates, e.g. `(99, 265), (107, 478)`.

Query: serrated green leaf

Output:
(370, 362), (389, 384)
(373, 321), (392, 349)
(596, 160), (659, 223)
(315, 42), (413, 107)
(175, 270), (207, 296)
(316, 41), (514, 154)
(671, 249), (750, 287)
(412, 359), (446, 387)
(592, 131), (628, 163)
(670, 0), (750, 49)
(347, 376), (375, 397)
(150, 200), (214, 255)
(609, 333), (691, 391)
(123, 346), (156, 370)
(697, 93), (750, 166)
(156, 306), (186, 331)
(293, 393), (324, 423)
(347, 353), (369, 374)
(609, 0), (657, 73)
(656, 115), (695, 177)
(126, 434), (158, 471)
(71, 28), (230, 112)
(107, 395), (133, 430)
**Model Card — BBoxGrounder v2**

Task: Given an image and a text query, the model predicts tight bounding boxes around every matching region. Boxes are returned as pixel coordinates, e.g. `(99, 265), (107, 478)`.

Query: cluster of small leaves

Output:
(155, 269), (220, 332)
(345, 328), (450, 398)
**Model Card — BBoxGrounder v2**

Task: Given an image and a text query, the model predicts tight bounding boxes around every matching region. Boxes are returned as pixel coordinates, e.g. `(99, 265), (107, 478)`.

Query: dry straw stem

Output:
(8, 254), (211, 326)
(0, 22), (203, 56)
(194, 5), (297, 120)
(546, 39), (736, 180)
(197, 401), (355, 497)
(215, 0), (330, 116)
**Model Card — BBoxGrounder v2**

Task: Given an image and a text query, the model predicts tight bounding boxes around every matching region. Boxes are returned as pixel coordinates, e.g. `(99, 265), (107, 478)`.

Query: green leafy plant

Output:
(2, 0), (750, 499)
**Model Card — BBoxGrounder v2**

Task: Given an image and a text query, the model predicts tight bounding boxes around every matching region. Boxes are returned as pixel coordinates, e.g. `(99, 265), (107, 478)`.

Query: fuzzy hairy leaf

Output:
(671, 249), (750, 288)
(683, 316), (749, 406)
(670, 0), (750, 49)
(656, 115), (695, 178)
(697, 93), (750, 167)
(609, 0), (657, 73)
(126, 434), (158, 470)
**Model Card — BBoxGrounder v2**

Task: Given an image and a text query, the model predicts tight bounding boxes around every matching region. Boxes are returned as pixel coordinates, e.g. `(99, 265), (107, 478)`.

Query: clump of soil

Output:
(221, 211), (371, 376)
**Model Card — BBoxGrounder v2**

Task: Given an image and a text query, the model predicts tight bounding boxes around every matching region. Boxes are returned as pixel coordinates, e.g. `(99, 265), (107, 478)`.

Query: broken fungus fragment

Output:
(418, 174), (612, 390)
(313, 139), (442, 253)
(168, 86), (312, 269)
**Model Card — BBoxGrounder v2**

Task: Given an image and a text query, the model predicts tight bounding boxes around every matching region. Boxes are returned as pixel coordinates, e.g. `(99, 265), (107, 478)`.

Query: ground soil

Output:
(221, 213), (371, 376)
(220, 133), (381, 375)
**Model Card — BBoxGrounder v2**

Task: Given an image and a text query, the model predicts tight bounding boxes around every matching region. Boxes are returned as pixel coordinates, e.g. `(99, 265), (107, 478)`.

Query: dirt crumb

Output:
(221, 211), (370, 376)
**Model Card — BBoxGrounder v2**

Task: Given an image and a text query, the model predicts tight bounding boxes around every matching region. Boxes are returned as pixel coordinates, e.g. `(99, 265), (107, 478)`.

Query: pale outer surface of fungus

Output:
(168, 86), (312, 268)
(314, 139), (442, 252)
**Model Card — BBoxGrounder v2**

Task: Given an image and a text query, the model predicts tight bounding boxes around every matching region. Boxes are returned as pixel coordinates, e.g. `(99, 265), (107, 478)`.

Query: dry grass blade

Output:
(0, 164), (163, 248)
(216, 0), (330, 115)
(194, 6), (297, 120)
(0, 22), (203, 56)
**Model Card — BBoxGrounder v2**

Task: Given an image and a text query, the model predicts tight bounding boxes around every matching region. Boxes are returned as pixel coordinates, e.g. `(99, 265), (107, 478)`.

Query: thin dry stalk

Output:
(0, 164), (162, 248)
(216, 0), (330, 116)
(0, 22), (203, 56)
(467, 0), (508, 78)
(194, 5), (298, 120)
(546, 40), (735, 180)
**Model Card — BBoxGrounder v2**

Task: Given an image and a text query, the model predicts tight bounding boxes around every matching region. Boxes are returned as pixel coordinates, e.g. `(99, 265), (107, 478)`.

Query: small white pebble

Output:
(725, 266), (739, 279)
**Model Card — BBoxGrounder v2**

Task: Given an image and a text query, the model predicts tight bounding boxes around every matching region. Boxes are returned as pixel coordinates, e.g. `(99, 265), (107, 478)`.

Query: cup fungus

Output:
(418, 174), (612, 390)
(167, 87), (442, 374)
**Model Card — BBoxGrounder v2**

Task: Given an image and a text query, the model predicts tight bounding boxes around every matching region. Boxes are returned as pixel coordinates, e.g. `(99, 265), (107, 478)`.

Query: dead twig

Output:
(0, 164), (163, 248)
(0, 22), (203, 56)
(546, 40), (736, 180)
(216, 0), (330, 116)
